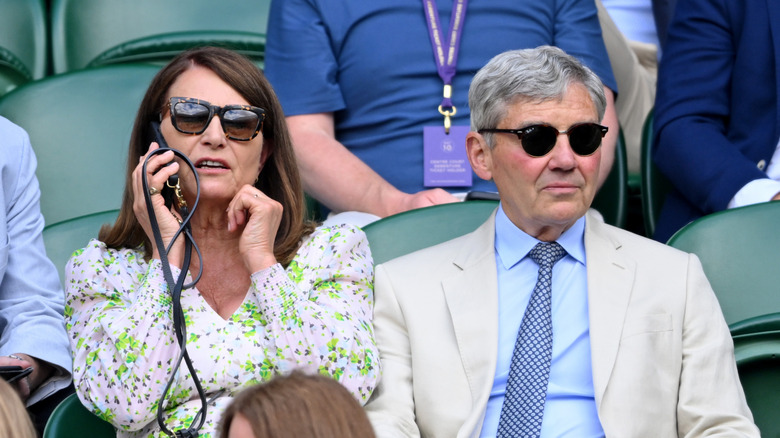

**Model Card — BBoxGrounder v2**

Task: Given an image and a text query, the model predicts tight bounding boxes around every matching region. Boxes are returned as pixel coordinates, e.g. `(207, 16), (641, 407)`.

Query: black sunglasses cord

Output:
(141, 148), (206, 438)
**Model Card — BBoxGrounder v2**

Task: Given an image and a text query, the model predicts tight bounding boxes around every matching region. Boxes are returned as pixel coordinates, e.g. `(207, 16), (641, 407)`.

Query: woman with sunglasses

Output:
(64, 47), (379, 438)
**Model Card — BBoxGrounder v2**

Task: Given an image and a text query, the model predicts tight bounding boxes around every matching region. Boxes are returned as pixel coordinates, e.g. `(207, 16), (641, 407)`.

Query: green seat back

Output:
(362, 201), (498, 265)
(0, 64), (158, 225)
(42, 210), (119, 287)
(591, 127), (629, 229)
(0, 0), (47, 95)
(640, 109), (674, 237)
(667, 202), (780, 326)
(43, 393), (115, 438)
(50, 0), (271, 73)
(731, 313), (780, 437)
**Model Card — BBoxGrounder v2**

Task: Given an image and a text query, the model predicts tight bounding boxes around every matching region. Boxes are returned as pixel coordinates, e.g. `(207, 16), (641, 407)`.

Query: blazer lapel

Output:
(584, 211), (636, 408)
(441, 213), (500, 435)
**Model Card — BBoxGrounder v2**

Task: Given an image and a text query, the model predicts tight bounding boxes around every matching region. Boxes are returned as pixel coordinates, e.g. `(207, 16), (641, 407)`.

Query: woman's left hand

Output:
(226, 184), (283, 273)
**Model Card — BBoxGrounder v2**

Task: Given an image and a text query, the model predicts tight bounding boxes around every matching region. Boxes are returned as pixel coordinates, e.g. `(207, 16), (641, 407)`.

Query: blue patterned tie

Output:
(497, 241), (567, 437)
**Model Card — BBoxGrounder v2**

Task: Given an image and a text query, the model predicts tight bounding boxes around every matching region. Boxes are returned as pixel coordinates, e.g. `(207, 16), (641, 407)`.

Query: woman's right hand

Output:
(132, 142), (185, 267)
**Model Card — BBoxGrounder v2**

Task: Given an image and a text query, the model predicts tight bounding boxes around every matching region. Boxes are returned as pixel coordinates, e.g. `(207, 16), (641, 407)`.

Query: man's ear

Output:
(466, 131), (493, 181)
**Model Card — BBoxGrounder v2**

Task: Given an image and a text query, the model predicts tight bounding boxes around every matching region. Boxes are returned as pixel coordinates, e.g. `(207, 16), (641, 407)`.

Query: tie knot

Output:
(529, 241), (566, 267)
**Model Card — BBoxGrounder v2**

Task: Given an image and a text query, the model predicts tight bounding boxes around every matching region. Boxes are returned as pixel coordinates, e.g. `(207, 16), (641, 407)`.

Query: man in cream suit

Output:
(364, 47), (758, 437)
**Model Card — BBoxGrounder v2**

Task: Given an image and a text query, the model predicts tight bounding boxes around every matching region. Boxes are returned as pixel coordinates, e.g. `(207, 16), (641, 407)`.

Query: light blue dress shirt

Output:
(0, 116), (72, 404)
(480, 206), (604, 437)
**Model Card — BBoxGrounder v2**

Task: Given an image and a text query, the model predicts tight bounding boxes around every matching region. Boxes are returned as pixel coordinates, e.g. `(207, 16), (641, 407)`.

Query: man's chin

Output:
(542, 203), (589, 225)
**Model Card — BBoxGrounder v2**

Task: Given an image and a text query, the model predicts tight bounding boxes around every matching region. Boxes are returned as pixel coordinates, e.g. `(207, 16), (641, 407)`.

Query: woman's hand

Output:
(132, 142), (185, 267)
(226, 184), (282, 273)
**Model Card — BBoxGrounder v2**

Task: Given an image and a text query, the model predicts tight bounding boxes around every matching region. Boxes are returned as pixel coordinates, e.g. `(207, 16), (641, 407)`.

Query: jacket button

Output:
(757, 159), (767, 170)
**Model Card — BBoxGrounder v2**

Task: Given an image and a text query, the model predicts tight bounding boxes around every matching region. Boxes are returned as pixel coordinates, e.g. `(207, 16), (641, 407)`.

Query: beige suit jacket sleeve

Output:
(676, 255), (758, 436)
(365, 263), (422, 437)
(585, 214), (759, 437)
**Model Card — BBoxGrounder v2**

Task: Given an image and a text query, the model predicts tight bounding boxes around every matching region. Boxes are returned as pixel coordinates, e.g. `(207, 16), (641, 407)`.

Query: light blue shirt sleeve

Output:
(0, 116), (72, 405)
(480, 206), (603, 437)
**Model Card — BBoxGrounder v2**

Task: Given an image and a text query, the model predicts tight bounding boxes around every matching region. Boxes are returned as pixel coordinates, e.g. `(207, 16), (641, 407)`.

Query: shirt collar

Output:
(494, 203), (587, 269)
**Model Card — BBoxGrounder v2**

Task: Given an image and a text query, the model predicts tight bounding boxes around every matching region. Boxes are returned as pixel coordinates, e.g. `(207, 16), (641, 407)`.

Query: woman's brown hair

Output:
(99, 46), (315, 266)
(219, 371), (376, 438)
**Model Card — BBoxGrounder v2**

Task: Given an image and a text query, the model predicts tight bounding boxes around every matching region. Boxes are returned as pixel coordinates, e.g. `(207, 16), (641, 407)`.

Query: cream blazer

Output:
(365, 210), (758, 438)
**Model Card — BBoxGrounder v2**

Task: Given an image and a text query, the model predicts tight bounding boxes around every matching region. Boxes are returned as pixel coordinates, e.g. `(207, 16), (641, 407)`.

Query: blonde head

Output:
(0, 379), (36, 438)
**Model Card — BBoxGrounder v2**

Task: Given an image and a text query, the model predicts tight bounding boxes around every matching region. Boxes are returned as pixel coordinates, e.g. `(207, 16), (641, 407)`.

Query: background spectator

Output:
(652, 0), (780, 241)
(265, 1), (618, 225)
(219, 371), (376, 438)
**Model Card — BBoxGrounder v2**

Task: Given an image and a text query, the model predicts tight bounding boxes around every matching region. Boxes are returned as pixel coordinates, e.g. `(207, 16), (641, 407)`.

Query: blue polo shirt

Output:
(266, 0), (616, 196)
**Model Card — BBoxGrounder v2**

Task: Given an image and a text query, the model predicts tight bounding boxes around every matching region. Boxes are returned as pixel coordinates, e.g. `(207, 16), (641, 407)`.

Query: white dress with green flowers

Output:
(65, 224), (378, 438)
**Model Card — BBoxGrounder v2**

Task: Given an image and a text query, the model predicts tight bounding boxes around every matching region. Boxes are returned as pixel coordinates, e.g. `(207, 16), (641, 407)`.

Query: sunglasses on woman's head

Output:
(168, 97), (266, 141)
(478, 122), (608, 157)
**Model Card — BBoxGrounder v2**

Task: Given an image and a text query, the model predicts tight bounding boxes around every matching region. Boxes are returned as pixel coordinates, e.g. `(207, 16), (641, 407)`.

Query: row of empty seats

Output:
(0, 0), (47, 94)
(0, 0), (271, 96)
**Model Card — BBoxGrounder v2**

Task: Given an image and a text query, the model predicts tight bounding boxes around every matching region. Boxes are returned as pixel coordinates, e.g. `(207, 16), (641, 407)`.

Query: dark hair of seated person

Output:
(219, 371), (376, 438)
(99, 45), (315, 266)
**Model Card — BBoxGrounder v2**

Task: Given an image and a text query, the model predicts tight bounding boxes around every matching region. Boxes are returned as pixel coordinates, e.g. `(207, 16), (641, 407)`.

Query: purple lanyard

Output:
(423, 0), (468, 133)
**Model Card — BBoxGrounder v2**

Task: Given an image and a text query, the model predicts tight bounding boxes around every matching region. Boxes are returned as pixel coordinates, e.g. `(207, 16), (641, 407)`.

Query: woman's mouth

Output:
(195, 159), (229, 170)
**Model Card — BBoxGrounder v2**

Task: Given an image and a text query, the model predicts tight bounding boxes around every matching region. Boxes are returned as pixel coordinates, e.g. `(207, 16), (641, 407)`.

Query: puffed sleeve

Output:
(65, 240), (184, 430)
(248, 224), (379, 403)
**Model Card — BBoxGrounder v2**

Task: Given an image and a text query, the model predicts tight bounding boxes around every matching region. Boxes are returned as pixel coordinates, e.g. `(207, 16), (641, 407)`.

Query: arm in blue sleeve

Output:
(554, 0), (618, 92)
(264, 0), (346, 116)
(653, 0), (769, 213)
(0, 119), (72, 403)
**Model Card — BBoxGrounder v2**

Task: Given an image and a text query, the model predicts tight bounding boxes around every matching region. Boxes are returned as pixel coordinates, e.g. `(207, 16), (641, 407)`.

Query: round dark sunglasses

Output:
(478, 122), (608, 157)
(168, 97), (266, 141)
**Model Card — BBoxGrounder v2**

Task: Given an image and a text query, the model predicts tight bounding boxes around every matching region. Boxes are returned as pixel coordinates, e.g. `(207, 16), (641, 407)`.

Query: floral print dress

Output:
(65, 224), (379, 437)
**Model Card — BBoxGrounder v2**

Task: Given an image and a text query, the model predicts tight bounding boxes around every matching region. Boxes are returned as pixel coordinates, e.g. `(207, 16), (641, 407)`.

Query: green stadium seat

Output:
(591, 127), (629, 229)
(640, 109), (673, 238)
(667, 201), (780, 326)
(730, 312), (780, 437)
(362, 201), (498, 265)
(0, 64), (159, 225)
(42, 210), (119, 287)
(0, 0), (48, 95)
(43, 393), (115, 438)
(50, 0), (271, 73)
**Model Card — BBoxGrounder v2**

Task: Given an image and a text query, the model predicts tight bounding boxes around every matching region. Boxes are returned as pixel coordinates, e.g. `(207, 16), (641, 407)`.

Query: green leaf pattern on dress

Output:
(65, 224), (379, 437)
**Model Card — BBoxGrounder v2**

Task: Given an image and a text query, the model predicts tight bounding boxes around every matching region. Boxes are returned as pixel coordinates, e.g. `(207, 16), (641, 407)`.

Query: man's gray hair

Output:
(468, 46), (606, 147)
